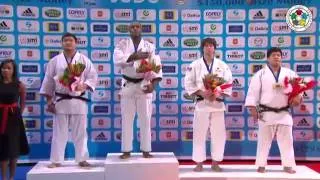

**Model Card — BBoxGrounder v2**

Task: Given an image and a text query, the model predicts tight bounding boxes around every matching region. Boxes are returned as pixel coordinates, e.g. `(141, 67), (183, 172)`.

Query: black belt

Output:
(123, 75), (143, 84)
(258, 104), (289, 113)
(196, 96), (224, 102)
(55, 92), (90, 103)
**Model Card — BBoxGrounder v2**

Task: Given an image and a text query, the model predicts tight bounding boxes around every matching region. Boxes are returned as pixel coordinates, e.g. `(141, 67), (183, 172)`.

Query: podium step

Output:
(27, 160), (105, 180)
(105, 152), (179, 180)
(179, 165), (320, 180)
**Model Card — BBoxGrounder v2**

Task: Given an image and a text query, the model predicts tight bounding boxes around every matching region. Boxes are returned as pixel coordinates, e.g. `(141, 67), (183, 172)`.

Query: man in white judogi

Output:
(40, 33), (98, 168)
(245, 47), (301, 174)
(184, 38), (232, 172)
(113, 22), (162, 159)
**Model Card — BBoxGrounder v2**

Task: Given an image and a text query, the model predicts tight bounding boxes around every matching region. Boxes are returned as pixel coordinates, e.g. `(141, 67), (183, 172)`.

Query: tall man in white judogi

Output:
(40, 33), (98, 168)
(113, 22), (162, 159)
(245, 47), (301, 174)
(184, 38), (232, 172)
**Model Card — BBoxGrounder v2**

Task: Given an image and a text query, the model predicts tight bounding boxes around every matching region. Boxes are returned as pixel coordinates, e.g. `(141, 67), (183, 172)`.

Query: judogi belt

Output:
(55, 92), (90, 102)
(123, 75), (143, 84)
(196, 96), (224, 102)
(258, 104), (289, 113)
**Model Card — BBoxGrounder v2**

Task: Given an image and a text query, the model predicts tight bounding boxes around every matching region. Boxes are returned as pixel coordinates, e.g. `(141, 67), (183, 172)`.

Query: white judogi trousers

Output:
(120, 82), (153, 152)
(256, 124), (296, 167)
(192, 111), (226, 163)
(50, 114), (89, 163)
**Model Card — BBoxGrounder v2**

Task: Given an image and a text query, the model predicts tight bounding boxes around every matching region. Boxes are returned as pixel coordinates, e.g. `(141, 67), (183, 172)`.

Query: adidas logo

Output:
(297, 118), (310, 127)
(0, 21), (9, 30)
(22, 8), (35, 17)
(302, 92), (309, 99)
(95, 132), (107, 141)
(163, 38), (175, 47)
(232, 78), (242, 88)
(253, 11), (265, 19)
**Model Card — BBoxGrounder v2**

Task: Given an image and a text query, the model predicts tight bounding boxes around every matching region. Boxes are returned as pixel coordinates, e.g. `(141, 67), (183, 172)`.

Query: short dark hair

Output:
(61, 32), (77, 41)
(201, 38), (217, 55)
(267, 47), (282, 58)
(0, 59), (18, 82)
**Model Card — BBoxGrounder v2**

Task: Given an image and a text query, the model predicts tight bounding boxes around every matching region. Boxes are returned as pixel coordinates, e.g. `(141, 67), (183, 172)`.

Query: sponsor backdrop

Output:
(0, 0), (319, 161)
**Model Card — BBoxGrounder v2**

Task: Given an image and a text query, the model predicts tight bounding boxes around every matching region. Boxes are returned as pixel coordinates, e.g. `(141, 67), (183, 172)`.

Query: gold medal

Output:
(273, 83), (283, 89)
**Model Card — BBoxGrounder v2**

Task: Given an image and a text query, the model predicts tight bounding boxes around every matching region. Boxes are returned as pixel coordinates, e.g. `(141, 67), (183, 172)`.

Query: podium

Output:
(105, 152), (179, 180)
(27, 160), (105, 180)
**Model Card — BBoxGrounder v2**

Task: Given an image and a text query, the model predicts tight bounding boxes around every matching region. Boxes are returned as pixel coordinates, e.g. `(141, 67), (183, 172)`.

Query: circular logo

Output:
(286, 5), (312, 32)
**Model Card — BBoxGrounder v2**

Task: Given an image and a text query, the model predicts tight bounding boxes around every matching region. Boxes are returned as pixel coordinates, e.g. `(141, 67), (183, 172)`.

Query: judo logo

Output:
(286, 5), (312, 32)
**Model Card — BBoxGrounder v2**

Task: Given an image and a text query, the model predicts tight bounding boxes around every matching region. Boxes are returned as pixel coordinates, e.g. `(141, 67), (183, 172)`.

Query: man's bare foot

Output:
(79, 161), (91, 167)
(257, 166), (266, 173)
(47, 163), (62, 168)
(142, 151), (153, 158)
(284, 167), (296, 174)
(211, 164), (222, 172)
(119, 152), (131, 159)
(193, 163), (203, 172)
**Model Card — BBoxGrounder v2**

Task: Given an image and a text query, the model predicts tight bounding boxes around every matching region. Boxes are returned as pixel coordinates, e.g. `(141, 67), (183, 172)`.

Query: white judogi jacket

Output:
(113, 38), (162, 85)
(40, 52), (98, 114)
(245, 65), (298, 126)
(184, 57), (233, 112)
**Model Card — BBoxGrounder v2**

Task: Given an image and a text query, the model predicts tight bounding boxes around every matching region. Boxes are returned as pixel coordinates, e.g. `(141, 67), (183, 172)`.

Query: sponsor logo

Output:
(248, 36), (268, 48)
(294, 63), (314, 74)
(91, 117), (111, 129)
(93, 63), (111, 75)
(0, 34), (14, 46)
(271, 36), (291, 47)
(225, 50), (245, 61)
(0, 20), (13, 32)
(91, 50), (110, 61)
(23, 104), (41, 116)
(67, 8), (87, 20)
(225, 116), (245, 128)
(43, 35), (62, 47)
(182, 23), (201, 35)
(204, 23), (223, 35)
(18, 35), (40, 47)
(227, 23), (245, 34)
(67, 22), (87, 34)
(159, 90), (178, 102)
(249, 50), (267, 61)
(0, 5), (13, 17)
(226, 36), (245, 48)
(162, 64), (178, 74)
(18, 20), (39, 33)
(90, 8), (110, 20)
(23, 119), (40, 130)
(249, 22), (269, 34)
(293, 103), (314, 115)
(159, 23), (179, 35)
(181, 9), (201, 21)
(182, 37), (200, 48)
(272, 8), (288, 20)
(91, 23), (110, 34)
(181, 116), (193, 128)
(114, 23), (129, 34)
(181, 103), (195, 115)
(181, 50), (200, 62)
(26, 132), (41, 144)
(159, 77), (178, 88)
(226, 9), (246, 21)
(160, 10), (178, 21)
(203, 10), (223, 21)
(141, 23), (156, 34)
(92, 90), (111, 102)
(0, 48), (15, 60)
(113, 9), (133, 21)
(271, 22), (291, 34)
(249, 9), (268, 21)
(232, 77), (245, 89)
(181, 130), (193, 141)
(43, 21), (64, 33)
(136, 9), (156, 21)
(227, 130), (245, 141)
(25, 91), (40, 102)
(226, 104), (244, 114)
(91, 104), (111, 115)
(295, 35), (315, 47)
(159, 37), (178, 48)
(91, 36), (111, 48)
(293, 116), (314, 128)
(17, 6), (39, 18)
(91, 131), (111, 142)
(159, 130), (179, 142)
(20, 77), (41, 89)
(20, 63), (40, 74)
(159, 103), (178, 115)
(228, 63), (245, 75)
(159, 117), (178, 128)
(293, 130), (314, 141)
(42, 7), (63, 19)
(247, 130), (258, 141)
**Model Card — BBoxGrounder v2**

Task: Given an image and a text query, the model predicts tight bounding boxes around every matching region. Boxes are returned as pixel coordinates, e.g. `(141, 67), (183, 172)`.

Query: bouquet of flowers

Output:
(283, 76), (316, 102)
(136, 57), (161, 90)
(58, 63), (86, 92)
(202, 74), (232, 96)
